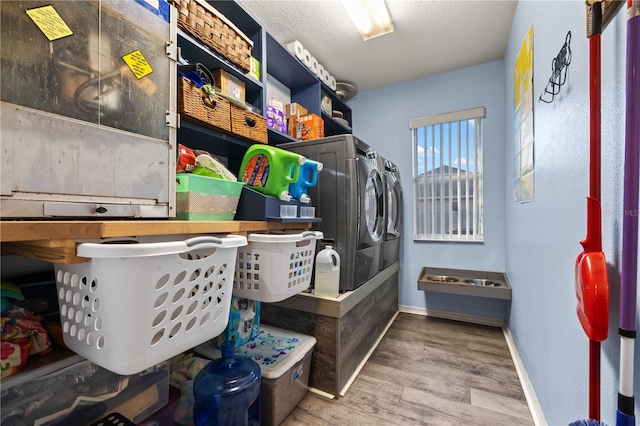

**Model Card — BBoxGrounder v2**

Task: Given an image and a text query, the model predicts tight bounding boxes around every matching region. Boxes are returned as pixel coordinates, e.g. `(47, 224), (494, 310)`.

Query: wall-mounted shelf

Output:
(0, 220), (310, 264)
(417, 267), (512, 300)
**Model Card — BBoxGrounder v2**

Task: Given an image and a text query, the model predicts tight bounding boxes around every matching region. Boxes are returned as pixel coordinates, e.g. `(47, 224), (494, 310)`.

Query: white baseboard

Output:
(502, 326), (547, 426)
(398, 305), (504, 327)
(398, 305), (546, 425)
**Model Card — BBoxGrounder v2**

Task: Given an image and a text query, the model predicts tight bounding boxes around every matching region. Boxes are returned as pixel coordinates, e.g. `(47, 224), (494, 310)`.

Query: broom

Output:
(572, 2), (609, 425)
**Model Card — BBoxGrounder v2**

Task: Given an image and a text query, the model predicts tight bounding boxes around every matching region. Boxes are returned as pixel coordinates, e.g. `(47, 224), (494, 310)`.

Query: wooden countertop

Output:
(0, 220), (310, 264)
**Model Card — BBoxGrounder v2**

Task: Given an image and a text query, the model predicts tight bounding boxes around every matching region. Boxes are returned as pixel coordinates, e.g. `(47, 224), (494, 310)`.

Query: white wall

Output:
(349, 59), (507, 318)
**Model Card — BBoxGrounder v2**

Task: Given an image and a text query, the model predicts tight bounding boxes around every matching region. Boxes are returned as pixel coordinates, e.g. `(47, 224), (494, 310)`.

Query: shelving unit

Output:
(175, 0), (352, 172)
(265, 32), (353, 138)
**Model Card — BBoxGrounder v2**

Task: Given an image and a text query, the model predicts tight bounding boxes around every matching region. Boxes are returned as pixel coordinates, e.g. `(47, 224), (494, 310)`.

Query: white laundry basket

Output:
(54, 234), (247, 375)
(234, 231), (323, 302)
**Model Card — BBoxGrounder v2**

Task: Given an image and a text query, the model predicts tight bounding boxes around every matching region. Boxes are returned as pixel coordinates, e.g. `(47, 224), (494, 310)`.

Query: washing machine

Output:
(381, 158), (403, 270)
(279, 134), (385, 292)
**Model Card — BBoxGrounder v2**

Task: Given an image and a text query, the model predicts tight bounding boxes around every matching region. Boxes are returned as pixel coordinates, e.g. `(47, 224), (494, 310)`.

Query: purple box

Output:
(266, 105), (287, 134)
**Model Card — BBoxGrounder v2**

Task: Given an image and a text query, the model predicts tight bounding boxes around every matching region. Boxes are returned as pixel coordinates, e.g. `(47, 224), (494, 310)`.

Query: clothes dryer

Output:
(279, 134), (385, 292)
(381, 159), (403, 270)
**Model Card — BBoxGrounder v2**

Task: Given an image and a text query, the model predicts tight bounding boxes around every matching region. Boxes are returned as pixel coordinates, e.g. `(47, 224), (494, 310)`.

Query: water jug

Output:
(289, 158), (323, 203)
(314, 239), (340, 297)
(239, 145), (305, 201)
(193, 341), (261, 426)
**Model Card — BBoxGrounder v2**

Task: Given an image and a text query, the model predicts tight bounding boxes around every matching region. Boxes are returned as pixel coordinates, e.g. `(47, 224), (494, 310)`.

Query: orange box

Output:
(288, 113), (324, 140)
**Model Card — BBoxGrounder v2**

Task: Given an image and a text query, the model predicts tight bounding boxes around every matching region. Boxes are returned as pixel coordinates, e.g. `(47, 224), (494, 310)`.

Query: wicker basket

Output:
(178, 76), (231, 132)
(230, 105), (267, 144)
(171, 0), (253, 73)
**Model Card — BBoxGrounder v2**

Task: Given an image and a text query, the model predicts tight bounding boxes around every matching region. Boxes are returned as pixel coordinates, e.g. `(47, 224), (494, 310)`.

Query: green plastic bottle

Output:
(239, 145), (305, 201)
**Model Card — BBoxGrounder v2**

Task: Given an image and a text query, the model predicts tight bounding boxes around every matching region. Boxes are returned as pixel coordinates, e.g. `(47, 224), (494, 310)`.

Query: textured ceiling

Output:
(237, 0), (518, 96)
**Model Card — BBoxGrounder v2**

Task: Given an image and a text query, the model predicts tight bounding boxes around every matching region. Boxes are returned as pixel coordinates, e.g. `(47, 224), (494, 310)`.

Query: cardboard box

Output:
(213, 68), (246, 103)
(288, 113), (324, 140)
(212, 296), (261, 348)
(284, 102), (308, 118)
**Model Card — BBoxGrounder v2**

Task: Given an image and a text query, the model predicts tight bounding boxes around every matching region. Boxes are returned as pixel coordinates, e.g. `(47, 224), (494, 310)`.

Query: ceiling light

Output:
(341, 0), (394, 41)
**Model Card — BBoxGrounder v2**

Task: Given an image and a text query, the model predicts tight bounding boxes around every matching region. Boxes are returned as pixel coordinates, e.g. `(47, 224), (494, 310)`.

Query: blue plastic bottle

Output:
(193, 341), (261, 426)
(289, 159), (323, 203)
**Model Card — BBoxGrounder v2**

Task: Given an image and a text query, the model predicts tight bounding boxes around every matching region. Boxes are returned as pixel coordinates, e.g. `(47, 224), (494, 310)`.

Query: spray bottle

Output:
(239, 145), (305, 201)
(289, 158), (323, 204)
(314, 238), (340, 297)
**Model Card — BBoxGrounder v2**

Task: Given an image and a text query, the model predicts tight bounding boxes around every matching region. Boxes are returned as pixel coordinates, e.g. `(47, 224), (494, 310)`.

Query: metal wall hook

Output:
(539, 31), (572, 103)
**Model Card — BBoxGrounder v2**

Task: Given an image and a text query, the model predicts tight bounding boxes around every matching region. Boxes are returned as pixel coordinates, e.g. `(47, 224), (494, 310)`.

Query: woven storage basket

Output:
(230, 105), (267, 144)
(172, 0), (253, 73)
(178, 76), (231, 133)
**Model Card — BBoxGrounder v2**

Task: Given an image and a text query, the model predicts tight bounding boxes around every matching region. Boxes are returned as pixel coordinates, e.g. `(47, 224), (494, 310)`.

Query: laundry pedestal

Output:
(261, 261), (400, 397)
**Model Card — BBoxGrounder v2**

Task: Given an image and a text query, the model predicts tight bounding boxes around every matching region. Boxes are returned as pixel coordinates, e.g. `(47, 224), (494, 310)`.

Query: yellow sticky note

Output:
(121, 50), (154, 80)
(26, 5), (73, 41)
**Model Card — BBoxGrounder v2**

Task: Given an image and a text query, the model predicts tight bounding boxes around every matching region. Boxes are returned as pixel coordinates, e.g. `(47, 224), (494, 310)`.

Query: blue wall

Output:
(350, 2), (639, 425)
(504, 2), (638, 425)
(349, 59), (508, 319)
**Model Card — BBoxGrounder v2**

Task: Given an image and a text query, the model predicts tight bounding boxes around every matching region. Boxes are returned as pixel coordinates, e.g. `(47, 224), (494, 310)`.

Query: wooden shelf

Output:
(1, 220), (310, 264)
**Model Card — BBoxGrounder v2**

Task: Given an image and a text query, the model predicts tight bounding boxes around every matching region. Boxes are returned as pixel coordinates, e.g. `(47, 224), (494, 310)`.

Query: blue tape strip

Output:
(134, 0), (170, 22)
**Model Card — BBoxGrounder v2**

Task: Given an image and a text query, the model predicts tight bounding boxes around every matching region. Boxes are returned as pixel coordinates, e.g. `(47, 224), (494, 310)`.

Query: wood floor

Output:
(282, 312), (534, 426)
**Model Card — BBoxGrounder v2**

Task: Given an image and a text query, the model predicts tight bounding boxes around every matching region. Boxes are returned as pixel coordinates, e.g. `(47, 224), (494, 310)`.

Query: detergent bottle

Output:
(289, 158), (323, 204)
(239, 145), (305, 201)
(313, 239), (340, 297)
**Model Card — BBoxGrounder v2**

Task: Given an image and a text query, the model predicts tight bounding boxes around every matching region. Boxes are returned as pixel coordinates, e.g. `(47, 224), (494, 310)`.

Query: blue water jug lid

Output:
(193, 341), (261, 397)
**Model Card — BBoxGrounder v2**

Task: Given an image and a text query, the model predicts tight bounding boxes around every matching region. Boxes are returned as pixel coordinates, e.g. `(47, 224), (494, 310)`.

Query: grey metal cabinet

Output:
(0, 0), (177, 218)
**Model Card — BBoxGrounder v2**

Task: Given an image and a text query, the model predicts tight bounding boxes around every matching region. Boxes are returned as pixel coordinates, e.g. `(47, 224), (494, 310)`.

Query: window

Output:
(410, 107), (485, 241)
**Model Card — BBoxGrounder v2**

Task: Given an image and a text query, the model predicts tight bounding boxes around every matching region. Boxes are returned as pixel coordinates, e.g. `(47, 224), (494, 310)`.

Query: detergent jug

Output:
(239, 145), (305, 201)
(313, 239), (340, 297)
(289, 158), (323, 204)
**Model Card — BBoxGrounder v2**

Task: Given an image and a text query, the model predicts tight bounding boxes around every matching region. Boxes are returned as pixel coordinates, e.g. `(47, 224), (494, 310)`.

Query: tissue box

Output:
(284, 103), (308, 118)
(213, 68), (246, 103)
(289, 113), (324, 140)
(266, 105), (287, 134)
(211, 296), (261, 348)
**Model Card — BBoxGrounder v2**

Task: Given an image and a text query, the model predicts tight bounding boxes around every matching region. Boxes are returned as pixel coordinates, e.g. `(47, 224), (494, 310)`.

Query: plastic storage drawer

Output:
(53, 234), (247, 375)
(1, 360), (169, 426)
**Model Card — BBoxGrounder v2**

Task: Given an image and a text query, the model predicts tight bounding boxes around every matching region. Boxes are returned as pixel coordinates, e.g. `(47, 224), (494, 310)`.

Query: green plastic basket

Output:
(175, 174), (244, 220)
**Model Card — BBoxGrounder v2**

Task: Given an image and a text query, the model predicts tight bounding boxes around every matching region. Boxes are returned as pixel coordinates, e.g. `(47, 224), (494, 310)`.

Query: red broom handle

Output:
(589, 32), (601, 202)
(589, 339), (601, 421)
